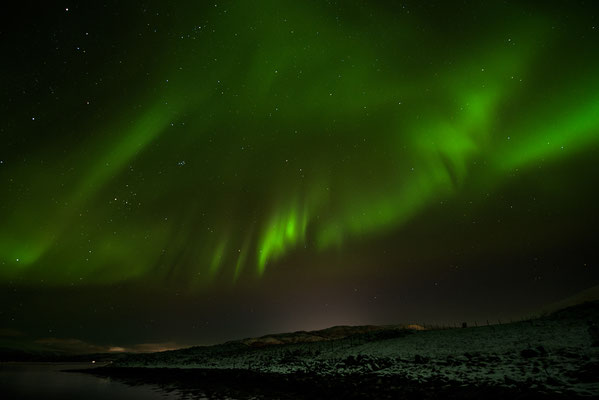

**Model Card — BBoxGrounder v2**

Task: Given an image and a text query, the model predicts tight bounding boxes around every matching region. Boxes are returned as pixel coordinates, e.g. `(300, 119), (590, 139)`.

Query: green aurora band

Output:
(1, 1), (598, 287)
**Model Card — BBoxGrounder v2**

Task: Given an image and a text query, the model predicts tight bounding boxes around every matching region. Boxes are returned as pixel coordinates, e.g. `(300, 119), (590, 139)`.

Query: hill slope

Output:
(93, 301), (599, 398)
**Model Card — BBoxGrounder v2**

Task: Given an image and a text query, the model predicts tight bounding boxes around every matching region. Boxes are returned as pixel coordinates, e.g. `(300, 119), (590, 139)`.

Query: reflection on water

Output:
(0, 363), (195, 400)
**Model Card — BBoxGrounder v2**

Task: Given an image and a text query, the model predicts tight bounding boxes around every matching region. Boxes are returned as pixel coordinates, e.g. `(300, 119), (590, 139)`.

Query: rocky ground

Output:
(85, 301), (599, 399)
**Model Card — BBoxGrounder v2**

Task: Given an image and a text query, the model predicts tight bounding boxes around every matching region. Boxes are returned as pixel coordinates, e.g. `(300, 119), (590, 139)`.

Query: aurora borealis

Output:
(1, 1), (599, 350)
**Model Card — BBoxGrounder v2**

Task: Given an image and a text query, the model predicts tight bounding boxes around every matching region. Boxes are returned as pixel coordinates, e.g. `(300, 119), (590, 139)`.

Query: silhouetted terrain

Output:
(79, 301), (599, 399)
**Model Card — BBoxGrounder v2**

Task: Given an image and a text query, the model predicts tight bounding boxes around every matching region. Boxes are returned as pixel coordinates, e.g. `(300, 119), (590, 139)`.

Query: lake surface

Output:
(0, 363), (193, 400)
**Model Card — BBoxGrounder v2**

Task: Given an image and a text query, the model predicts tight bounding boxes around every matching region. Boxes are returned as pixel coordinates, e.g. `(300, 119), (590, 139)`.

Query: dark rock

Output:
(486, 354), (501, 363)
(504, 376), (518, 385)
(569, 361), (599, 383)
(414, 354), (429, 364)
(545, 376), (561, 386)
(558, 349), (581, 359)
(588, 322), (599, 347)
(521, 348), (538, 358)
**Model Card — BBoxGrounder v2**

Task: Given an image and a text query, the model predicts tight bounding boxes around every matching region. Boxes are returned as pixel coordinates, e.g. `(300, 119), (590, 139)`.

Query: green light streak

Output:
(209, 240), (227, 276)
(258, 205), (308, 275)
(2, 1), (598, 286)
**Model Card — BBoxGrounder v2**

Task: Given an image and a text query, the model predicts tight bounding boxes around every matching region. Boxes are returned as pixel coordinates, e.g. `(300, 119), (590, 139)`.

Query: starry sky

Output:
(1, 0), (599, 352)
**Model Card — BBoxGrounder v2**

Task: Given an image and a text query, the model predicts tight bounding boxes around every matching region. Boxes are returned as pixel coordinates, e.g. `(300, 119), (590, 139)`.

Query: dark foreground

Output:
(82, 366), (589, 400)
(76, 301), (599, 399)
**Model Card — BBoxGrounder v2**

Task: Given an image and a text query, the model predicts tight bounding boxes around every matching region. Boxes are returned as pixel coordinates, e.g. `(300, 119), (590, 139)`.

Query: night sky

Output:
(1, 1), (599, 353)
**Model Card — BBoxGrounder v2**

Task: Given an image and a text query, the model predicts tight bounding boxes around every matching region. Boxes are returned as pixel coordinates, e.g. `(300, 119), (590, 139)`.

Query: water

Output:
(0, 363), (190, 400)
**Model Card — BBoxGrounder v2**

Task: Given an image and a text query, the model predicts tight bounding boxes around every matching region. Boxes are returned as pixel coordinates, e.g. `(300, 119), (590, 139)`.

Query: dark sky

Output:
(1, 0), (599, 353)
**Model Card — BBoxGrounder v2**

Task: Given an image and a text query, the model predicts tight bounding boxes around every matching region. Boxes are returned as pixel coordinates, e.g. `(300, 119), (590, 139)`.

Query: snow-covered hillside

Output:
(107, 301), (599, 397)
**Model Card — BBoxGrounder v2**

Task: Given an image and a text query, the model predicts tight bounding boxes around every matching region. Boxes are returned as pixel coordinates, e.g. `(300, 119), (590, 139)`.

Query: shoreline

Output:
(79, 366), (580, 399)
